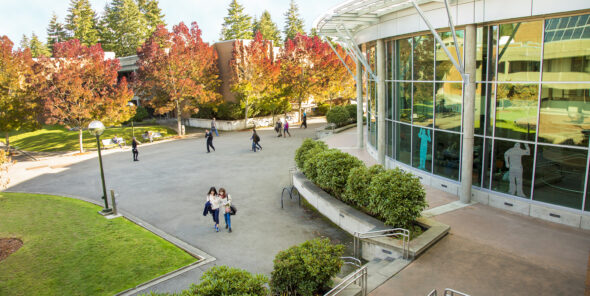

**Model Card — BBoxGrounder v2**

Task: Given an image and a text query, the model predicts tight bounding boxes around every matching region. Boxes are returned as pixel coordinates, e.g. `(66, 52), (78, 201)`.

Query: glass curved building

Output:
(315, 0), (590, 229)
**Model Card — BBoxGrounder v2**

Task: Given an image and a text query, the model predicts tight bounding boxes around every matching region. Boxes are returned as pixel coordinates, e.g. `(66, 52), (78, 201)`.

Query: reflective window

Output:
(485, 83), (496, 137)
(413, 82), (433, 127)
(543, 14), (590, 82)
(396, 38), (412, 81)
(473, 136), (484, 186)
(395, 82), (412, 122)
(474, 83), (486, 135)
(386, 82), (393, 120)
(494, 83), (538, 141)
(538, 84), (590, 146)
(412, 127), (432, 172)
(476, 26), (498, 81)
(396, 123), (412, 165)
(436, 30), (464, 81)
(433, 131), (461, 180)
(483, 138), (493, 189)
(386, 40), (394, 80)
(387, 120), (394, 157)
(413, 34), (434, 81)
(367, 43), (376, 74)
(435, 82), (462, 131)
(497, 21), (543, 82)
(533, 145), (587, 209)
(491, 140), (534, 198)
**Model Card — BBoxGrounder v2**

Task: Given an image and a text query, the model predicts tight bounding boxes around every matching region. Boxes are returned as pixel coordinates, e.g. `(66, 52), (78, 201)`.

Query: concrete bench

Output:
(142, 132), (162, 142)
(101, 137), (125, 149)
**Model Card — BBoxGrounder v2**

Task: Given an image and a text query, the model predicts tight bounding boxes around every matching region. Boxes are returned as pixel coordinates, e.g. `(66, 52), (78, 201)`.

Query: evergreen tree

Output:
(46, 12), (68, 53)
(283, 0), (305, 42)
(100, 0), (147, 56)
(65, 0), (100, 46)
(253, 10), (281, 46)
(220, 0), (252, 40)
(137, 0), (166, 36)
(20, 33), (51, 58)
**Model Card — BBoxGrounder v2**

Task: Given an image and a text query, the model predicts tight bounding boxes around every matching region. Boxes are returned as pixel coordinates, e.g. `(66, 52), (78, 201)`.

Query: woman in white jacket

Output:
(219, 188), (233, 233)
(207, 187), (221, 232)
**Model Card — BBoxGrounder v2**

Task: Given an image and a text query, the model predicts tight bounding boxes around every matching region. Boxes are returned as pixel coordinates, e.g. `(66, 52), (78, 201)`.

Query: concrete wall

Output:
(186, 111), (299, 131)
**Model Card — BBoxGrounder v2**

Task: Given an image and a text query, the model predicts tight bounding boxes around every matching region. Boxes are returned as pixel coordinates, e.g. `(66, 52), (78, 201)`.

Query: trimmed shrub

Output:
(314, 149), (364, 199)
(368, 168), (427, 229)
(270, 238), (344, 296)
(140, 265), (267, 296)
(344, 164), (384, 211)
(295, 138), (327, 169)
(344, 104), (357, 121)
(302, 146), (328, 183)
(326, 106), (350, 127)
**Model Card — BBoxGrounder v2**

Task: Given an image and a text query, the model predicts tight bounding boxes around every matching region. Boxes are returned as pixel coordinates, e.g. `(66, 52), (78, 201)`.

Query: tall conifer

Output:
(47, 13), (68, 53)
(137, 0), (166, 36)
(253, 10), (281, 46)
(100, 0), (146, 56)
(283, 0), (305, 42)
(220, 0), (253, 40)
(65, 0), (100, 46)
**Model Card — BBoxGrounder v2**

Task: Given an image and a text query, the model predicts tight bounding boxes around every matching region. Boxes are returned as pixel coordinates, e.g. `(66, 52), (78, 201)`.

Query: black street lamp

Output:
(88, 120), (112, 214)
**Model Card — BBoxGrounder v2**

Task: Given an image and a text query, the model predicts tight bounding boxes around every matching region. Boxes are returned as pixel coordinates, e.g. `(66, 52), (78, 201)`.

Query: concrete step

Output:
(366, 257), (411, 292)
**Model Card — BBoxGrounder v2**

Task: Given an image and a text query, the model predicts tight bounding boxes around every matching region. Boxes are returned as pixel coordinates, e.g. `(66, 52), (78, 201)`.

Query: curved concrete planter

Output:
(292, 172), (449, 259)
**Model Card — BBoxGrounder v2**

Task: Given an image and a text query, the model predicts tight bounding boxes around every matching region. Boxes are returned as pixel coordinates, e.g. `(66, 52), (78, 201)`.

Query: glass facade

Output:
(366, 13), (590, 212)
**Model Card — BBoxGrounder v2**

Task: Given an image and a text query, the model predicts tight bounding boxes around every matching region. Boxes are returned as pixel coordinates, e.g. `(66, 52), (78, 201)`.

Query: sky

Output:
(0, 0), (343, 47)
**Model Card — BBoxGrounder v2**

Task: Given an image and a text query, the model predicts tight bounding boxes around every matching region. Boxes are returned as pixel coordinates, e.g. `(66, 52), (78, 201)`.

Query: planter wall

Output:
(186, 112), (300, 131)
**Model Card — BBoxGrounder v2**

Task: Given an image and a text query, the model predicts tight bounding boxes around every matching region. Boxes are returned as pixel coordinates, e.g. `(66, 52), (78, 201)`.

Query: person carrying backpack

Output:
(251, 129), (262, 152)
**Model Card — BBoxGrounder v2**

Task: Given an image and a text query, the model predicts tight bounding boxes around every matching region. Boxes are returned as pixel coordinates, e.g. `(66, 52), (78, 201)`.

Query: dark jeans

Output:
(224, 212), (231, 229)
(212, 209), (220, 225)
(132, 148), (138, 160)
(207, 140), (215, 152)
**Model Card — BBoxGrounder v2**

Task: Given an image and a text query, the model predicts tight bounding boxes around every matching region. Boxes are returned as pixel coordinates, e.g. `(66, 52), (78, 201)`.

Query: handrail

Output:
(353, 228), (410, 260)
(340, 256), (362, 268)
(324, 265), (367, 296)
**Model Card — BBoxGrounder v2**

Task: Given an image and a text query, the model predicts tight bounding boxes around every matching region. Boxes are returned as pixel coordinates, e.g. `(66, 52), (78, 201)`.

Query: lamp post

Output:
(88, 120), (111, 214)
(128, 102), (135, 137)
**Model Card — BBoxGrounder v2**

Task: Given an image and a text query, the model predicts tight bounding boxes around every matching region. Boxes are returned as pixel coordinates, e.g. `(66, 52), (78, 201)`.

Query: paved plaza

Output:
(4, 123), (590, 295)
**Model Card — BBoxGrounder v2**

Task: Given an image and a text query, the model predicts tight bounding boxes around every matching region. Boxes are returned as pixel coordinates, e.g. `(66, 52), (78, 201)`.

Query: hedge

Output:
(325, 106), (350, 127)
(297, 140), (427, 230)
(295, 138), (328, 170)
(270, 238), (344, 296)
(345, 104), (357, 120)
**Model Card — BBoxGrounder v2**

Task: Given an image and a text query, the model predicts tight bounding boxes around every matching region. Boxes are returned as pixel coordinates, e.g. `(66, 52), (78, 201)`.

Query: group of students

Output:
(204, 187), (233, 232)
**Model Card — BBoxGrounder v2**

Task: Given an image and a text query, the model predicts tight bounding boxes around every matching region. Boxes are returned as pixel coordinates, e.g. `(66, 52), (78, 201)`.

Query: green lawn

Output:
(3, 125), (177, 152)
(0, 193), (197, 296)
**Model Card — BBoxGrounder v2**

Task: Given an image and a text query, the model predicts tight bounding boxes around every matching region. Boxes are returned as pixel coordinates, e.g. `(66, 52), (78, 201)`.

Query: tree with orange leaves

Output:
(136, 22), (221, 135)
(230, 31), (281, 123)
(39, 39), (135, 153)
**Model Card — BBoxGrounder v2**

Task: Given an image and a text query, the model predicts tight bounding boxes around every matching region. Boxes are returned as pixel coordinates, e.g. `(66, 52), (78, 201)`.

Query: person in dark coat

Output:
(250, 129), (262, 152)
(205, 129), (215, 153)
(131, 137), (140, 161)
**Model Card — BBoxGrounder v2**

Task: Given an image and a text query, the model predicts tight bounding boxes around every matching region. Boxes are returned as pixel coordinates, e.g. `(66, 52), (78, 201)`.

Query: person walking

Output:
(301, 111), (307, 129)
(283, 118), (291, 137)
(131, 137), (140, 161)
(206, 187), (221, 232)
(205, 129), (215, 153)
(211, 117), (219, 136)
(219, 188), (233, 233)
(251, 129), (261, 152)
(275, 120), (282, 137)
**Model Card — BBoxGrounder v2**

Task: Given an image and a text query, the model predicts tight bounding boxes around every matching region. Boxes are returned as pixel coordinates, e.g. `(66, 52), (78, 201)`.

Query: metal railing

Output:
(324, 258), (367, 296)
(353, 228), (410, 260)
(281, 167), (300, 209)
(428, 288), (471, 296)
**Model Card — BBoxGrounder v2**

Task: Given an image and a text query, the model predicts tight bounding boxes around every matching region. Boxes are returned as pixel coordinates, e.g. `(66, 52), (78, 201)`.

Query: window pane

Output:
(533, 145), (587, 209)
(413, 34), (434, 81)
(433, 131), (461, 180)
(413, 82), (434, 127)
(412, 127), (432, 172)
(486, 83), (497, 136)
(476, 26), (498, 81)
(494, 83), (538, 141)
(497, 21), (543, 82)
(395, 82), (412, 122)
(491, 140), (534, 198)
(367, 43), (376, 74)
(473, 136), (484, 187)
(386, 40), (394, 80)
(396, 123), (412, 165)
(387, 120), (394, 158)
(542, 14), (590, 82)
(474, 83), (486, 135)
(483, 137), (493, 189)
(386, 82), (393, 120)
(538, 84), (590, 146)
(369, 113), (377, 147)
(435, 82), (462, 131)
(436, 30), (464, 81)
(396, 38), (412, 81)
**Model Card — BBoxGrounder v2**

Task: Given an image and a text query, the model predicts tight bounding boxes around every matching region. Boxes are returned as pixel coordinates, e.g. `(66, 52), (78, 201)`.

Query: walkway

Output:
(4, 122), (352, 294)
(324, 128), (590, 296)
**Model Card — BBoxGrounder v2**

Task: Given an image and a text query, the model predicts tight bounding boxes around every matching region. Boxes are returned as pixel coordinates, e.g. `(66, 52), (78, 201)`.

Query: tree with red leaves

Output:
(136, 22), (221, 135)
(230, 32), (281, 123)
(0, 36), (43, 151)
(39, 39), (135, 153)
(317, 42), (355, 107)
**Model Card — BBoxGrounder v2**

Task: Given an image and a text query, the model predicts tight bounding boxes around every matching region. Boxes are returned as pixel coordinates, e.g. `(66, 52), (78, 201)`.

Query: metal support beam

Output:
(336, 24), (378, 80)
(324, 37), (357, 81)
(443, 0), (464, 70)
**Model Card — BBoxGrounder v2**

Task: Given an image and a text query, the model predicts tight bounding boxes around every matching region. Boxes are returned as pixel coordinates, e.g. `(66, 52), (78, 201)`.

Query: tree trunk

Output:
(176, 100), (182, 136)
(78, 129), (84, 153)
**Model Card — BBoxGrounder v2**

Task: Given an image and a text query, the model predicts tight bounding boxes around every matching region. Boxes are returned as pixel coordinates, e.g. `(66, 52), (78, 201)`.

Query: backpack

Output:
(254, 134), (260, 142)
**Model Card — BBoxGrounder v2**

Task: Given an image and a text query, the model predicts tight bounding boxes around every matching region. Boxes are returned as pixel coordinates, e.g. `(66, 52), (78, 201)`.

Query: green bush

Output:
(302, 146), (328, 183)
(133, 106), (149, 122)
(295, 139), (327, 169)
(368, 168), (427, 229)
(314, 149), (364, 199)
(314, 103), (330, 116)
(144, 266), (268, 296)
(344, 164), (385, 211)
(270, 238), (344, 296)
(217, 102), (243, 120)
(326, 106), (350, 127)
(344, 104), (357, 121)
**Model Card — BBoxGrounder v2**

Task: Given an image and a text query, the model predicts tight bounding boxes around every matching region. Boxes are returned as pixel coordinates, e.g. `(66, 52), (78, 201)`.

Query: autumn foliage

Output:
(136, 22), (220, 135)
(39, 39), (134, 152)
